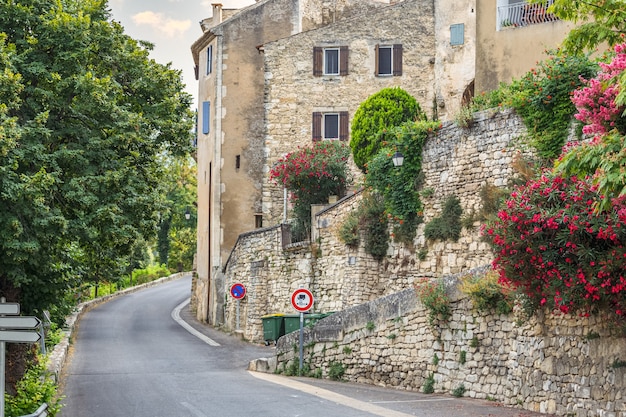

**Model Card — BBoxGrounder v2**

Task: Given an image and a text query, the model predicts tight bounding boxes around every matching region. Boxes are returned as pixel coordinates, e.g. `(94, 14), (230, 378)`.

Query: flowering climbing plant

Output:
(270, 141), (351, 238)
(483, 173), (626, 319)
(571, 43), (626, 135)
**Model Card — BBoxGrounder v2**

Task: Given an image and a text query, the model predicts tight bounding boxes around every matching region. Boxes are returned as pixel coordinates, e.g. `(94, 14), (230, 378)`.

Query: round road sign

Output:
(291, 288), (314, 312)
(230, 283), (246, 300)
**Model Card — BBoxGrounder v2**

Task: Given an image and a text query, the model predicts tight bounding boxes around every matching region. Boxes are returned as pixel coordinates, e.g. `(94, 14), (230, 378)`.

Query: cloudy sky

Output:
(107, 0), (255, 108)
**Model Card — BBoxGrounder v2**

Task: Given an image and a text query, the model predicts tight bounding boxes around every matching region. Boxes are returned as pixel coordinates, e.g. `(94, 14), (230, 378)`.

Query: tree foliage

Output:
(350, 87), (425, 172)
(0, 0), (194, 315)
(544, 0), (626, 54)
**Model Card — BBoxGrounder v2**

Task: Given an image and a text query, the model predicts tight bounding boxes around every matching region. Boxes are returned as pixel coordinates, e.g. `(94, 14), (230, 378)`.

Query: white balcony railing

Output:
(497, 1), (559, 31)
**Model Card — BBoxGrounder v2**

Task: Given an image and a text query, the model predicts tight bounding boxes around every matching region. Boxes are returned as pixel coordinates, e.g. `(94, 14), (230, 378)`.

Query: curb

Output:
(47, 272), (189, 383)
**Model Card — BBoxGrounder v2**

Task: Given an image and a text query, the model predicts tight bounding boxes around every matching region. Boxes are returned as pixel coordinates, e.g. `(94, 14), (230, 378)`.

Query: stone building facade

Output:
(261, 0), (437, 224)
(191, 0), (392, 324)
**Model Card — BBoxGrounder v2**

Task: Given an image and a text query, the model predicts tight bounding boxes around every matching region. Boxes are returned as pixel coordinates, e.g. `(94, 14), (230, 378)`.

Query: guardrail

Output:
(18, 403), (48, 417)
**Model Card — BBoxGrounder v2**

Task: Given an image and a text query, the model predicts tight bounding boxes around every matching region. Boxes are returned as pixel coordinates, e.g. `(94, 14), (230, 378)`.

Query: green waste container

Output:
(284, 313), (334, 334)
(261, 314), (285, 345)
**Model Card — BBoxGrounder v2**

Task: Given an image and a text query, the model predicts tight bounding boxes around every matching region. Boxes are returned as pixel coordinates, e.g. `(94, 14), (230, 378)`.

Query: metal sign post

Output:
(0, 298), (42, 417)
(290, 289), (314, 372)
(230, 283), (246, 331)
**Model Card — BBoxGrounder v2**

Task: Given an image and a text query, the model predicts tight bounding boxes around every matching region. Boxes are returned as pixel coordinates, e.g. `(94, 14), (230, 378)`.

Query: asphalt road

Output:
(59, 276), (551, 417)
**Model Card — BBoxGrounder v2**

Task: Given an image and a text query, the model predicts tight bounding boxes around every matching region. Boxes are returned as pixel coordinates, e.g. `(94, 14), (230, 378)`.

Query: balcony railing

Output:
(497, 1), (559, 30)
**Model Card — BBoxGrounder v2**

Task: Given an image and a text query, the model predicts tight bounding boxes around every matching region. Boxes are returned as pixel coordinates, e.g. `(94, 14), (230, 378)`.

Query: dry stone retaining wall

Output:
(275, 274), (626, 417)
(224, 109), (528, 341)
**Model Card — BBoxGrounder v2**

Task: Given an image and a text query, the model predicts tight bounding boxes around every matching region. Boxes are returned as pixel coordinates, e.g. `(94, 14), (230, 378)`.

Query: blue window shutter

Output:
(202, 101), (210, 134)
(450, 23), (464, 46)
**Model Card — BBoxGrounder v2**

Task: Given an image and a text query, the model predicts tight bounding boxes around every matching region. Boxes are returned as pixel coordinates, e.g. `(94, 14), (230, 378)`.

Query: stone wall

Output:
(223, 109), (527, 341)
(275, 272), (626, 417)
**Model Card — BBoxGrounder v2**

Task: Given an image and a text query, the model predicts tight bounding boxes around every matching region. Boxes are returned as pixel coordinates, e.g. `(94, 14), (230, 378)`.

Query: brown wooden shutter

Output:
(393, 44), (403, 76)
(313, 47), (323, 76)
(374, 44), (380, 76)
(340, 46), (349, 76)
(312, 112), (322, 141)
(339, 111), (349, 141)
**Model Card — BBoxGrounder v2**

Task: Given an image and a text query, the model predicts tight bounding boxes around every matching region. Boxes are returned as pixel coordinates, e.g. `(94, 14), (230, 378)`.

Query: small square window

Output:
(324, 48), (339, 75)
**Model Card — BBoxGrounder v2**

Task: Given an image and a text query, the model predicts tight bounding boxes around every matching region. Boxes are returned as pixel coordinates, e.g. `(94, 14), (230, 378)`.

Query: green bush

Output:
(459, 270), (513, 315)
(132, 264), (170, 285)
(362, 194), (389, 260)
(422, 373), (435, 394)
(415, 279), (451, 325)
(472, 51), (596, 160)
(424, 195), (463, 242)
(350, 87), (426, 172)
(328, 361), (346, 381)
(5, 356), (62, 417)
(338, 211), (360, 248)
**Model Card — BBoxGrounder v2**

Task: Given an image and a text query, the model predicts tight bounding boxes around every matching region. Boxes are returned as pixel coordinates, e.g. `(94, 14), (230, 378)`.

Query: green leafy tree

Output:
(543, 0), (626, 107)
(0, 0), (194, 317)
(543, 0), (626, 54)
(350, 87), (426, 172)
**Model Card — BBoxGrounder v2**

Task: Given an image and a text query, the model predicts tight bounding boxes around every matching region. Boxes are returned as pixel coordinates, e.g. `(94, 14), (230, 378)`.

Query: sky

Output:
(107, 0), (255, 109)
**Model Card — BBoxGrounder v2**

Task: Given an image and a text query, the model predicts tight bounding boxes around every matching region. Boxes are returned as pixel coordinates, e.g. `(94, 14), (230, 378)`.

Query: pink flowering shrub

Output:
(483, 173), (626, 318)
(270, 141), (351, 238)
(572, 43), (626, 135)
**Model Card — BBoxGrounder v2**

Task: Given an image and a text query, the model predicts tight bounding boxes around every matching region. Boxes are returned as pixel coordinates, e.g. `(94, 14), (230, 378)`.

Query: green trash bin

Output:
(283, 314), (302, 335)
(261, 314), (285, 345)
(284, 313), (334, 334)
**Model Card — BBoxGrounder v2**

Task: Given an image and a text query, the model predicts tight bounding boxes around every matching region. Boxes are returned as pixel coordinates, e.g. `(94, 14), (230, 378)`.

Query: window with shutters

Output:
(375, 44), (402, 77)
(312, 111), (349, 141)
(313, 46), (349, 76)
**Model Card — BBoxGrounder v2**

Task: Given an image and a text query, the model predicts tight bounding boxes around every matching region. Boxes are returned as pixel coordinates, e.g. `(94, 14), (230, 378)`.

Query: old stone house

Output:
(191, 0), (394, 325)
(191, 0), (574, 326)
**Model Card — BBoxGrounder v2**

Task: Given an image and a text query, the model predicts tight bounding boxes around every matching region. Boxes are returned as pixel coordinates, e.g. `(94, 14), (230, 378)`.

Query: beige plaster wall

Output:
(475, 0), (574, 94)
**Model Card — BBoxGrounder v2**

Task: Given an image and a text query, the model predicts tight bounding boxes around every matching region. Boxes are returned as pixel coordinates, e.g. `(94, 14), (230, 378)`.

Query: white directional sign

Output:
(0, 303), (19, 315)
(0, 330), (41, 343)
(0, 316), (41, 329)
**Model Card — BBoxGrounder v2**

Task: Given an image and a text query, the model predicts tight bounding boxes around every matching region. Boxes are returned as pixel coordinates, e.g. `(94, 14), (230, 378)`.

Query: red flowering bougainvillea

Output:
(270, 141), (351, 238)
(483, 173), (626, 318)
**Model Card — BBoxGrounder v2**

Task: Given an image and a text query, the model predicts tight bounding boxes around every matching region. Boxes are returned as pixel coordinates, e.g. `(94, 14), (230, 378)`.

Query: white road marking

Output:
(171, 298), (220, 346)
(248, 371), (418, 417)
(180, 401), (208, 417)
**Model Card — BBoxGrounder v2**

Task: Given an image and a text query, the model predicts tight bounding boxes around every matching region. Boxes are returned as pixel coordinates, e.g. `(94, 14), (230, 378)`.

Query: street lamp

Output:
(392, 151), (404, 167)
(184, 207), (191, 220)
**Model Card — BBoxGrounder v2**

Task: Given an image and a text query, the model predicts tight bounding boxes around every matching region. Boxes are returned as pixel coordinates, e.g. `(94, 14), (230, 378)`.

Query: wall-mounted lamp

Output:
(185, 207), (191, 220)
(392, 151), (404, 167)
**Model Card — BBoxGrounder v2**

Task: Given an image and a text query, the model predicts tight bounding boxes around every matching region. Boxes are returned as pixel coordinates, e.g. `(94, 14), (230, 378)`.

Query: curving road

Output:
(59, 276), (551, 417)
